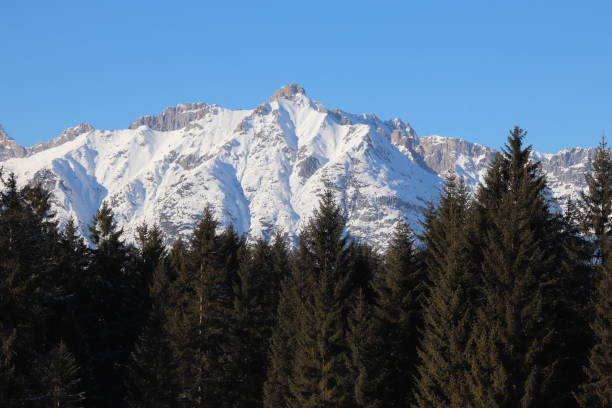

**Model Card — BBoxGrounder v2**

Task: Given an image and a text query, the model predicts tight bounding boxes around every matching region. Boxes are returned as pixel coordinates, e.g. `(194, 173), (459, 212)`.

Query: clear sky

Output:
(1, 0), (610, 152)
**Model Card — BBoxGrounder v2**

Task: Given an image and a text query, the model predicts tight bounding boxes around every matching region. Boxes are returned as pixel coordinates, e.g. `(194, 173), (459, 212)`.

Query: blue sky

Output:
(1, 0), (610, 152)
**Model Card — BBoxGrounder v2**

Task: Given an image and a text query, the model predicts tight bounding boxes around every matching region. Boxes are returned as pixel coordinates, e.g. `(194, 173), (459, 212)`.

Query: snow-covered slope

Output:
(0, 84), (596, 249)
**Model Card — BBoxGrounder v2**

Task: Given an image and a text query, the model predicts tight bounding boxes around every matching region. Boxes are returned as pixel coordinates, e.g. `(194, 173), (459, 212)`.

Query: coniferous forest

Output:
(0, 128), (610, 407)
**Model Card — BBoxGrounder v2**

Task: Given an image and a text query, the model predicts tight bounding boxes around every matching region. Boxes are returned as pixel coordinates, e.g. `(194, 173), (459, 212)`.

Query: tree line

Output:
(0, 127), (610, 407)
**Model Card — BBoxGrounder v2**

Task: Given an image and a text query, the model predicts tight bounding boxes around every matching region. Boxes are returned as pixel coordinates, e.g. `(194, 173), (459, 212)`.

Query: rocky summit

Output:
(0, 83), (597, 249)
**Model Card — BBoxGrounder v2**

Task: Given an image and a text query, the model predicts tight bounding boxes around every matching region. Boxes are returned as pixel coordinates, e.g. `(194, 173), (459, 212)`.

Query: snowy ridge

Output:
(0, 84), (596, 249)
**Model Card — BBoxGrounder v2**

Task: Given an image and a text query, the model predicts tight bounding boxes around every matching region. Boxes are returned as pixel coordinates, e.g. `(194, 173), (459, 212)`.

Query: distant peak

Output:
(270, 83), (306, 101)
(0, 124), (27, 160)
(129, 102), (215, 131)
(59, 123), (94, 139)
(0, 124), (15, 141)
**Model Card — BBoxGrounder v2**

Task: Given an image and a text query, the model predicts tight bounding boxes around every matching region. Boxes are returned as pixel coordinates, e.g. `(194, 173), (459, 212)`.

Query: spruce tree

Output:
(167, 207), (232, 407)
(347, 288), (382, 408)
(371, 220), (423, 407)
(231, 240), (276, 408)
(466, 128), (560, 407)
(575, 138), (612, 407)
(263, 239), (306, 408)
(548, 209), (593, 408)
(125, 262), (179, 408)
(34, 342), (85, 408)
(580, 138), (612, 264)
(287, 190), (354, 408)
(413, 173), (475, 408)
(80, 201), (135, 407)
(0, 173), (58, 406)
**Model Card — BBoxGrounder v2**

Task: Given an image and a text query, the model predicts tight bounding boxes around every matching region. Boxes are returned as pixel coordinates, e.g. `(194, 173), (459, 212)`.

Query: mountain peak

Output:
(0, 124), (11, 141)
(129, 102), (215, 131)
(0, 125), (26, 160)
(59, 122), (94, 139)
(27, 123), (95, 156)
(270, 83), (306, 101)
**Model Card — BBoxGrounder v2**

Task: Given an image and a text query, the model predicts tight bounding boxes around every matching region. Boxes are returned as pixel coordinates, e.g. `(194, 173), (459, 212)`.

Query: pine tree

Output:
(466, 128), (560, 407)
(230, 240), (276, 408)
(269, 230), (292, 314)
(575, 138), (612, 407)
(135, 223), (166, 288)
(347, 289), (382, 408)
(48, 218), (89, 361)
(371, 220), (423, 407)
(263, 239), (305, 408)
(125, 262), (179, 408)
(79, 201), (135, 407)
(0, 173), (58, 406)
(167, 207), (232, 407)
(413, 173), (475, 408)
(34, 342), (85, 408)
(544, 205), (592, 408)
(287, 190), (354, 408)
(580, 138), (612, 265)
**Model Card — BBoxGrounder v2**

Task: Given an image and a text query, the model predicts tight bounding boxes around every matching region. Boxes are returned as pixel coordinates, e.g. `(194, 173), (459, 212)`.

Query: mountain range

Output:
(0, 84), (596, 249)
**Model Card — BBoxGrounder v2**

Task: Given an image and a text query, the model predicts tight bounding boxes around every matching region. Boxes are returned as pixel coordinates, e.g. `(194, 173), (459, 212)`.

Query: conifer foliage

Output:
(575, 139), (612, 408)
(288, 190), (355, 408)
(413, 173), (474, 408)
(467, 128), (561, 407)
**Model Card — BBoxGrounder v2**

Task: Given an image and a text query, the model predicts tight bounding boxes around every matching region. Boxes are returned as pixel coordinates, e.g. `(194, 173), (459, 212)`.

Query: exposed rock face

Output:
(416, 136), (498, 183)
(28, 123), (94, 155)
(129, 103), (218, 131)
(0, 84), (601, 249)
(269, 82), (306, 101)
(0, 125), (26, 161)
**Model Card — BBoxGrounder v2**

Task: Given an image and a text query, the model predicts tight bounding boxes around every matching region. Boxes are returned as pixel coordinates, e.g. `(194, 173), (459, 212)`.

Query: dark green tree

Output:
(167, 207), (233, 407)
(79, 201), (135, 407)
(287, 190), (354, 408)
(466, 128), (560, 407)
(575, 138), (612, 408)
(230, 240), (277, 408)
(263, 238), (306, 408)
(413, 173), (475, 408)
(0, 173), (58, 406)
(371, 220), (423, 407)
(347, 288), (382, 408)
(34, 342), (85, 408)
(580, 138), (612, 265)
(125, 261), (179, 408)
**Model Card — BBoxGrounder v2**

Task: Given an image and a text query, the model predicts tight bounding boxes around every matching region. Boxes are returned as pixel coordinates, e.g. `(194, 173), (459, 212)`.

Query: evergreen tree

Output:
(231, 240), (276, 408)
(371, 220), (423, 407)
(413, 173), (475, 408)
(580, 138), (612, 264)
(79, 201), (135, 407)
(0, 173), (58, 406)
(542, 200), (593, 408)
(125, 262), (179, 408)
(135, 223), (166, 288)
(269, 230), (292, 314)
(48, 218), (89, 361)
(575, 138), (612, 407)
(167, 207), (232, 407)
(263, 239), (306, 408)
(466, 128), (560, 407)
(34, 342), (85, 408)
(287, 190), (354, 408)
(347, 289), (382, 408)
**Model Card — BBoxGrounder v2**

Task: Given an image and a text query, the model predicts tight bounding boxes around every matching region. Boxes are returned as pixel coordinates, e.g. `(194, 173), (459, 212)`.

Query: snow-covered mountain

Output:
(0, 84), (597, 249)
